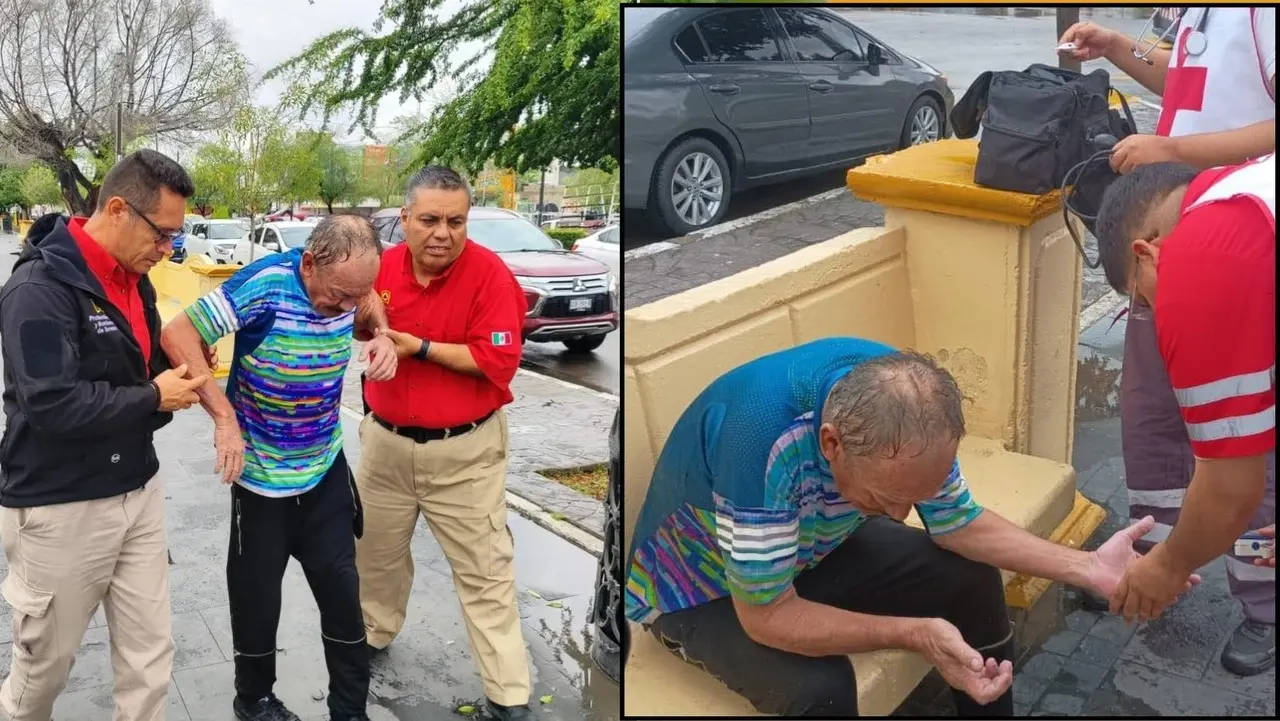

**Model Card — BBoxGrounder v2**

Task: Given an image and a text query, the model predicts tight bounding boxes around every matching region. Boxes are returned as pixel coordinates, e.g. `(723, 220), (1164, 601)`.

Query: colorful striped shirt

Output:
(185, 249), (352, 497)
(625, 338), (984, 624)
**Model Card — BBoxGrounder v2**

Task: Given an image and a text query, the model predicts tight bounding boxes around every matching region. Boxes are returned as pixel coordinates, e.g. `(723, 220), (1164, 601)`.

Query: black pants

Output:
(648, 516), (1015, 717)
(228, 451), (369, 717)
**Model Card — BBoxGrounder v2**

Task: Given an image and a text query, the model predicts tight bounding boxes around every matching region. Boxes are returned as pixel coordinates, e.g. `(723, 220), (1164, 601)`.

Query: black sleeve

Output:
(0, 281), (160, 439)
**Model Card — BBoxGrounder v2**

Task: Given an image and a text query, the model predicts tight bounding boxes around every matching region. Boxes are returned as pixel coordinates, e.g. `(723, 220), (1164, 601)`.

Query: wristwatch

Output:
(414, 338), (431, 361)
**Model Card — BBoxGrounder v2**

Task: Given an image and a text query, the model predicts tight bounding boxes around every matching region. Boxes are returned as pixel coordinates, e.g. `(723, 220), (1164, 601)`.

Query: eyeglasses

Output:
(122, 199), (184, 244)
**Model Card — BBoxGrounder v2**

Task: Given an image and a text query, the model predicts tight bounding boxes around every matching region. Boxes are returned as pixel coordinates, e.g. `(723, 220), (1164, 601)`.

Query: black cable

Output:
(1061, 144), (1117, 269)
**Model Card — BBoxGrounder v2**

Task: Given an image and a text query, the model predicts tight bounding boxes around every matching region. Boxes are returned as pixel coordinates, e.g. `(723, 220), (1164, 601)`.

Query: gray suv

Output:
(624, 6), (954, 235)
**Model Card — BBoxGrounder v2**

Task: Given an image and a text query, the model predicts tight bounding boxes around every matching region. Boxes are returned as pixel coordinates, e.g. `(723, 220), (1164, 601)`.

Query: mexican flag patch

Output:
(491, 331), (513, 346)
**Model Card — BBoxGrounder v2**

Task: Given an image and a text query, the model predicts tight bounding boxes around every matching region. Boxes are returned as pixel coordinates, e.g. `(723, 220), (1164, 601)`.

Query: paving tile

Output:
(1034, 689), (1087, 716)
(1052, 657), (1110, 694)
(53, 679), (190, 720)
(1069, 635), (1126, 668)
(1040, 629), (1085, 656)
(1086, 613), (1138, 647)
(1018, 650), (1067, 680)
(1081, 659), (1274, 716)
(1117, 583), (1230, 680)
(1063, 609), (1099, 634)
(1012, 672), (1050, 713)
(1197, 632), (1277, 702)
(173, 610), (228, 669)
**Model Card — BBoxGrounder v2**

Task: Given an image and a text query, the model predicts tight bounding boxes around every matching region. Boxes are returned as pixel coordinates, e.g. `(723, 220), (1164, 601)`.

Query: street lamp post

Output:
(1057, 8), (1082, 73)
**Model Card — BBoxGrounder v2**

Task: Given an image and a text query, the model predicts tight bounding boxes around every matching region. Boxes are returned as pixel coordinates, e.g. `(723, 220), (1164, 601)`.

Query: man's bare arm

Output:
(1170, 120), (1277, 168)
(354, 289), (389, 341)
(932, 511), (1093, 588)
(1161, 455), (1267, 574)
(160, 314), (235, 424)
(733, 587), (927, 657)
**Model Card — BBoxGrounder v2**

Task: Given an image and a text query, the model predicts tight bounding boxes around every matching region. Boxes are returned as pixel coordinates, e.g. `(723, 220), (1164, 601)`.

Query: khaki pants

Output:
(356, 410), (531, 706)
(0, 478), (173, 721)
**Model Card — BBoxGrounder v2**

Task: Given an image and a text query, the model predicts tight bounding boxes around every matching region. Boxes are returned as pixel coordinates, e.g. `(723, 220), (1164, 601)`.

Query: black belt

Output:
(372, 411), (495, 443)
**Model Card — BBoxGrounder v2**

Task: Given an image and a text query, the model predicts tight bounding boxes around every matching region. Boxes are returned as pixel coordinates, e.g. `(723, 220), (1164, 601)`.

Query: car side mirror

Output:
(265, 242), (280, 252)
(866, 43), (885, 65)
(196, 232), (206, 239)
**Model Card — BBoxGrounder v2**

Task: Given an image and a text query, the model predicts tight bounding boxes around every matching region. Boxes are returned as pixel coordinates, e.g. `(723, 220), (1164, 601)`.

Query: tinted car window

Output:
(674, 26), (708, 63)
(779, 9), (864, 62)
(600, 228), (619, 245)
(696, 9), (783, 63)
(468, 218), (562, 253)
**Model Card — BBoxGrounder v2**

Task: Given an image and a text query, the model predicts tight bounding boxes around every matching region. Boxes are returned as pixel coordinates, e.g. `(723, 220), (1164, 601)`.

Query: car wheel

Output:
(901, 96), (945, 148)
(563, 335), (607, 354)
(651, 136), (731, 236)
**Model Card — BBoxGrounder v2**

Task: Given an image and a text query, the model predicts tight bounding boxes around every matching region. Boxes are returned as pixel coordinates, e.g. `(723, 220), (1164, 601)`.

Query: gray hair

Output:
(404, 165), (472, 208)
(1095, 162), (1198, 294)
(306, 215), (382, 268)
(821, 350), (967, 461)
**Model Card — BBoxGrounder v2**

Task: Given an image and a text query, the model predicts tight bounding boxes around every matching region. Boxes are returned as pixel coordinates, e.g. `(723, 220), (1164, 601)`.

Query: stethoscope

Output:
(1132, 7), (1210, 65)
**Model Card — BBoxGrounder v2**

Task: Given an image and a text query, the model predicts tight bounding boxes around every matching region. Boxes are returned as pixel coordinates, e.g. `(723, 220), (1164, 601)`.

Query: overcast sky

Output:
(207, 0), (485, 146)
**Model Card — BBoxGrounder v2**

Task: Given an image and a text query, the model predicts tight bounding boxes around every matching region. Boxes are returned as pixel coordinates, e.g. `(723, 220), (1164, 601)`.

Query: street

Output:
(623, 6), (1162, 254)
(521, 335), (620, 397)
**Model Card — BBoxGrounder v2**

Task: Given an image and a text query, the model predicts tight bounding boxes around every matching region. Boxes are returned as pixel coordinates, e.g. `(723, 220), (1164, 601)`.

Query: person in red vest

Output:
(1060, 9), (1276, 675)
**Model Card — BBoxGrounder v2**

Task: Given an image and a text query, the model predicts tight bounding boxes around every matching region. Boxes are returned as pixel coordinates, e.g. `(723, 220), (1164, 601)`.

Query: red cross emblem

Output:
(1155, 25), (1209, 137)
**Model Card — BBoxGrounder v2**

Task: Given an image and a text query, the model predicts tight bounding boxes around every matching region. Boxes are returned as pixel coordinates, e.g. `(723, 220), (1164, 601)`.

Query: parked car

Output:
(371, 207), (619, 353)
(187, 219), (248, 259)
(624, 6), (954, 235)
(571, 225), (620, 275)
(231, 221), (316, 265)
(264, 209), (311, 222)
(589, 409), (624, 684)
(1149, 7), (1179, 49)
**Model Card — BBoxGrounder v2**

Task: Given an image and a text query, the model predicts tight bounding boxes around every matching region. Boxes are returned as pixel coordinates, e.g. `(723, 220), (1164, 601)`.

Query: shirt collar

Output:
(400, 239), (471, 287)
(67, 216), (136, 288)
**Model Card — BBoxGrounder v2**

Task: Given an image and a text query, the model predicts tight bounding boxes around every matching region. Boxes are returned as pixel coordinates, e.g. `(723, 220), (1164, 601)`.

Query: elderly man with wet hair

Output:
(160, 215), (398, 721)
(1091, 155), (1275, 674)
(626, 337), (1202, 717)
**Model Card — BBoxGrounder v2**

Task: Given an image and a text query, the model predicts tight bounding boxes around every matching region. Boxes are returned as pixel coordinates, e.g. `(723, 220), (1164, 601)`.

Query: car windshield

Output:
(206, 224), (243, 240)
(278, 227), (314, 248)
(468, 218), (563, 253)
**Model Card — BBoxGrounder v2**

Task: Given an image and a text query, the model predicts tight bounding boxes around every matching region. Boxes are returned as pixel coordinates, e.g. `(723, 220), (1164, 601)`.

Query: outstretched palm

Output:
(1085, 516), (1155, 598)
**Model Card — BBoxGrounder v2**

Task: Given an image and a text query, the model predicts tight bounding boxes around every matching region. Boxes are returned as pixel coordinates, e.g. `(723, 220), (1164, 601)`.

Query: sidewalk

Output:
(891, 313), (1276, 717)
(0, 232), (619, 720)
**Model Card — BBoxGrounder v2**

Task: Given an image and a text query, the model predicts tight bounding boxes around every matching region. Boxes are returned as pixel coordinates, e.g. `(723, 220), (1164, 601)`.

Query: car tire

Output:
(651, 136), (731, 237)
(900, 95), (945, 149)
(563, 335), (607, 354)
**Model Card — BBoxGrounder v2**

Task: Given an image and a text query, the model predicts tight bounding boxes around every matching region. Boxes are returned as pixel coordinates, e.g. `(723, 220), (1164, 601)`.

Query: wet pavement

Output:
(623, 7), (1164, 309)
(520, 335), (620, 397)
(890, 311), (1276, 717)
(0, 231), (619, 721)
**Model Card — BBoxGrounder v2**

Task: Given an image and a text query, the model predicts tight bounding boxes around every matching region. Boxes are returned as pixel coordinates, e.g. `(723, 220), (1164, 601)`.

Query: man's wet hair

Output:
(821, 350), (968, 461)
(404, 165), (472, 208)
(1094, 162), (1199, 294)
(306, 215), (382, 268)
(96, 149), (195, 213)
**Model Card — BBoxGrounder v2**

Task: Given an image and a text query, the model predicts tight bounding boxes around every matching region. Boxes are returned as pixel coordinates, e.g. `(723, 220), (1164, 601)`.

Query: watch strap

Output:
(414, 339), (431, 361)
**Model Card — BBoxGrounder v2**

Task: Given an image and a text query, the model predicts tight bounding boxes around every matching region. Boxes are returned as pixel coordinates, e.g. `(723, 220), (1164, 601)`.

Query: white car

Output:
(231, 221), (316, 265)
(188, 219), (249, 259)
(571, 225), (619, 275)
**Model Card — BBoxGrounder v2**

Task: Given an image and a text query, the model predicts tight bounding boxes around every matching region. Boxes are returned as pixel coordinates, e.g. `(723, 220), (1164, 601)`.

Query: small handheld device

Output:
(1057, 42), (1078, 53)
(1235, 531), (1273, 558)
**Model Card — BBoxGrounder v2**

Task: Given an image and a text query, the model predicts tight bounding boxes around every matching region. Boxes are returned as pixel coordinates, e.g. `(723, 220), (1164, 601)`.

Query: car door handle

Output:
(808, 80), (834, 94)
(707, 83), (740, 96)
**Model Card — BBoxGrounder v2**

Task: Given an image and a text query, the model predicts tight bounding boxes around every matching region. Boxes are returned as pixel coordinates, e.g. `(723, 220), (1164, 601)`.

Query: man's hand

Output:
(912, 618), (1013, 706)
(202, 342), (218, 372)
(213, 418), (245, 485)
(1085, 516), (1202, 601)
(1108, 542), (1199, 623)
(153, 364), (208, 412)
(1059, 22), (1120, 61)
(376, 327), (423, 359)
(360, 334), (400, 381)
(1253, 525), (1276, 568)
(1110, 134), (1182, 174)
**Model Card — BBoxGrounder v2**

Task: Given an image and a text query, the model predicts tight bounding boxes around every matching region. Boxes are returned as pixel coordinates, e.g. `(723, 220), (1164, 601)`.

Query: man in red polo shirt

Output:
(358, 166), (532, 720)
(0, 150), (207, 720)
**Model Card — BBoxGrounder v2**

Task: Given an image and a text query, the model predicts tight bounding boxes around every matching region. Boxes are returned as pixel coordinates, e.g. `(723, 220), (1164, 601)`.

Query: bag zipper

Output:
(235, 497), (243, 555)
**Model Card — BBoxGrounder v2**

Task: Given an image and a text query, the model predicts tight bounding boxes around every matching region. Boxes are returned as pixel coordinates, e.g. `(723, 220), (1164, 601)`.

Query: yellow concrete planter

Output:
(150, 255), (238, 379)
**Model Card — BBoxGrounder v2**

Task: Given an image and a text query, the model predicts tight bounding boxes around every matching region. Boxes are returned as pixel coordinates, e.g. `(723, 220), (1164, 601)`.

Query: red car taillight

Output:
(570, 242), (580, 252)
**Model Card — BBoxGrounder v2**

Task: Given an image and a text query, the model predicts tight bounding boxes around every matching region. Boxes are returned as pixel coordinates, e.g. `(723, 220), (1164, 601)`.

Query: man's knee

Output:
(767, 656), (858, 717)
(940, 552), (1010, 643)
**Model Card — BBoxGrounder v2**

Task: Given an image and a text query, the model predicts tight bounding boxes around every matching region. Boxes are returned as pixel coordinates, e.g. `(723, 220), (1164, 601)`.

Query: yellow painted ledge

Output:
(1005, 490), (1108, 608)
(847, 139), (1063, 227)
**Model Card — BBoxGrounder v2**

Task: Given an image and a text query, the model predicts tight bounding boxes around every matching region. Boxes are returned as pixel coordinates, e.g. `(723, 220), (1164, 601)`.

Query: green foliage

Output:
(545, 228), (586, 247)
(313, 136), (359, 212)
(270, 0), (618, 176)
(20, 165), (64, 209)
(0, 165), (27, 210)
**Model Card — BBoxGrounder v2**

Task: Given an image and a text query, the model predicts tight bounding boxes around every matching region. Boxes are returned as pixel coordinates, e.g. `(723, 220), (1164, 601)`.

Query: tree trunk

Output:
(51, 158), (97, 216)
(326, 200), (334, 214)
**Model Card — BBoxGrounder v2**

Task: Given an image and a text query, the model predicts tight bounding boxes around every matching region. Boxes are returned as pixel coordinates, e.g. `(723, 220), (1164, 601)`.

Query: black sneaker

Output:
(485, 698), (533, 721)
(233, 694), (302, 721)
